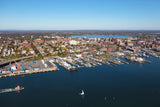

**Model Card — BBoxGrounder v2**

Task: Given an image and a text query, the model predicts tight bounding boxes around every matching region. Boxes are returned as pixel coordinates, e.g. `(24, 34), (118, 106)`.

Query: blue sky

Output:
(0, 0), (160, 30)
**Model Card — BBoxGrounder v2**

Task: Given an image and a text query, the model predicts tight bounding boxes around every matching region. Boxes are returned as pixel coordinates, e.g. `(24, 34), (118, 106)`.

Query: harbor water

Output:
(72, 35), (131, 38)
(0, 56), (160, 107)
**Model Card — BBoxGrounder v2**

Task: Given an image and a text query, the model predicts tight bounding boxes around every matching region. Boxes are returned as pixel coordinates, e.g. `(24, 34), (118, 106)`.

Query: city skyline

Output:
(1, 0), (160, 30)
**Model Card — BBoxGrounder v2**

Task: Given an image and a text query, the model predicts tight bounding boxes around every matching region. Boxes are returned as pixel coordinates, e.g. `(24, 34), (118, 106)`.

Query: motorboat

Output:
(12, 85), (24, 91)
(0, 86), (24, 94)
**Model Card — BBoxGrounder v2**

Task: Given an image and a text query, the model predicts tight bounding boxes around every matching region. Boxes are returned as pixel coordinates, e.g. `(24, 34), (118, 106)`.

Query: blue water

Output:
(154, 33), (160, 35)
(72, 35), (131, 38)
(1, 56), (160, 107)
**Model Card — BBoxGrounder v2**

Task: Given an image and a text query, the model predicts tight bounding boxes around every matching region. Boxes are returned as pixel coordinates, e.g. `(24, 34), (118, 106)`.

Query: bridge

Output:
(0, 55), (35, 67)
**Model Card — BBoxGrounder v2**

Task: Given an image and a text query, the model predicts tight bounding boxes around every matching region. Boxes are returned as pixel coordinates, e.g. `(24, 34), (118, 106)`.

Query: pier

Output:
(0, 54), (154, 78)
(0, 66), (59, 78)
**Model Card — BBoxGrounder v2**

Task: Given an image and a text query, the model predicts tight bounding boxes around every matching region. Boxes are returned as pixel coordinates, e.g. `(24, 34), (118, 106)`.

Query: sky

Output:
(0, 0), (160, 30)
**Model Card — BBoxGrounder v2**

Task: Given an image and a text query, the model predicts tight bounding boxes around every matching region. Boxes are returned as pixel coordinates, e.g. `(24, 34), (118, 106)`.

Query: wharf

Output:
(115, 58), (129, 64)
(0, 55), (132, 78)
(145, 60), (151, 63)
(104, 61), (112, 67)
(107, 58), (122, 65)
(0, 66), (59, 78)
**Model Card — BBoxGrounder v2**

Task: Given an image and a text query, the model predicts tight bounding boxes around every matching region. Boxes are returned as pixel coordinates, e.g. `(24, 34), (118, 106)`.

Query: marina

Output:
(0, 52), (156, 78)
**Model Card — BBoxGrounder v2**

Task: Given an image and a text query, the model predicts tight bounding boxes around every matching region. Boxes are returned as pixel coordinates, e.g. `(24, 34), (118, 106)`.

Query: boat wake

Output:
(0, 86), (24, 94)
(0, 88), (13, 94)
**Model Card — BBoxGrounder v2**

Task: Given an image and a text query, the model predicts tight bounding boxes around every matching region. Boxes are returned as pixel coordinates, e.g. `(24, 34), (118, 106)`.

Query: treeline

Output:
(31, 43), (39, 54)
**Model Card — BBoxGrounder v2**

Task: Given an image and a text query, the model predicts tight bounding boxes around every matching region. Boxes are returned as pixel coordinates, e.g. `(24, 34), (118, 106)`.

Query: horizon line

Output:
(0, 29), (160, 31)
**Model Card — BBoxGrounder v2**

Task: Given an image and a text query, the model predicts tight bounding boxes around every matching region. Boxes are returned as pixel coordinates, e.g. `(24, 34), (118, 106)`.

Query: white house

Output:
(69, 40), (77, 45)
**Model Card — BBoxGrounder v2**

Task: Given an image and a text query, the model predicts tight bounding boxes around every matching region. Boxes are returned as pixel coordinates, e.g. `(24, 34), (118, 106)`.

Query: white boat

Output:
(79, 90), (84, 95)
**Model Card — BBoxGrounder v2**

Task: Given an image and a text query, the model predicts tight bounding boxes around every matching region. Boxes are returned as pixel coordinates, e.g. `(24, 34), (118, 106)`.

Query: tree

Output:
(26, 47), (29, 52)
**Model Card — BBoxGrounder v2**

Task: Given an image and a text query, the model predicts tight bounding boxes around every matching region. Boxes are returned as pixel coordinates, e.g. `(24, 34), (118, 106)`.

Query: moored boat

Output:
(68, 66), (77, 71)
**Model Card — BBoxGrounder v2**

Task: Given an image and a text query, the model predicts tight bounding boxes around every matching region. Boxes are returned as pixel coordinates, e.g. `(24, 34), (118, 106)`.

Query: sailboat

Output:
(79, 90), (84, 95)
